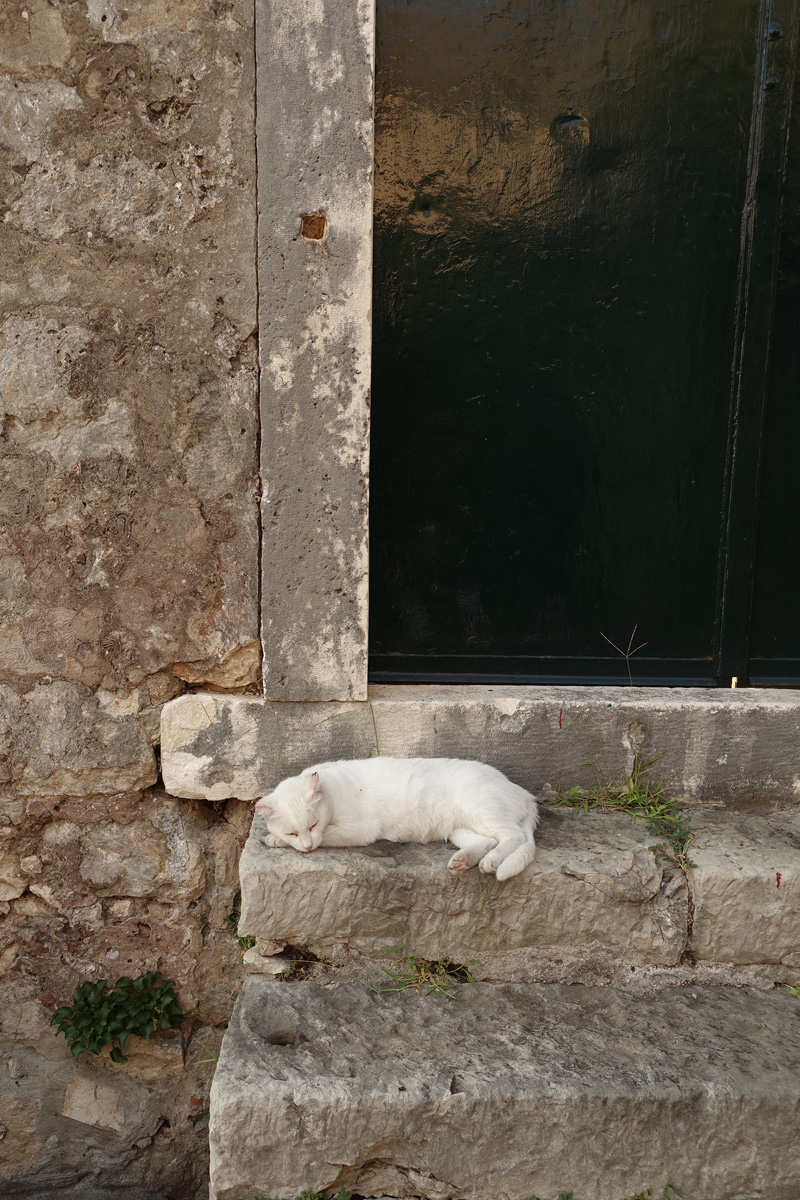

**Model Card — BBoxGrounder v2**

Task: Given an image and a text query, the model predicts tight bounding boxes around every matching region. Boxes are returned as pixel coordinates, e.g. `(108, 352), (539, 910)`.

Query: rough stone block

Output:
(209, 976), (800, 1200)
(0, 680), (156, 797)
(160, 684), (800, 803)
(690, 808), (800, 967)
(62, 1078), (126, 1132)
(239, 806), (687, 967)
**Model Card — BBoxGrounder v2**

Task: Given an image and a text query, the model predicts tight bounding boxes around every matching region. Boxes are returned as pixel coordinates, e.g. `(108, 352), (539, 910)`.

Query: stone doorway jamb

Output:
(257, 0), (375, 703)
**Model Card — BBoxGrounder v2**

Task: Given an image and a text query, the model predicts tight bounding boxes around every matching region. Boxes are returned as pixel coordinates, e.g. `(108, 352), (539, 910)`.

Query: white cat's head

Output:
(255, 770), (329, 851)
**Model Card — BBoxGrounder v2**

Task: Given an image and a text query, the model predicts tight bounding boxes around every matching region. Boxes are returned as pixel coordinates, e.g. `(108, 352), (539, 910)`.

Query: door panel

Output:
(369, 0), (795, 684)
(749, 58), (800, 683)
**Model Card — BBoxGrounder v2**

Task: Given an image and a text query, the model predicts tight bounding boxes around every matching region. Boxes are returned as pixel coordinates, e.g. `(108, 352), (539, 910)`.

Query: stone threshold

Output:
(237, 805), (800, 984)
(161, 683), (800, 803)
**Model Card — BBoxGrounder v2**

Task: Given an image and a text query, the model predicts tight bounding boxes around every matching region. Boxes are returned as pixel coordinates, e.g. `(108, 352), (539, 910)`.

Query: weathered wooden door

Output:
(369, 0), (799, 685)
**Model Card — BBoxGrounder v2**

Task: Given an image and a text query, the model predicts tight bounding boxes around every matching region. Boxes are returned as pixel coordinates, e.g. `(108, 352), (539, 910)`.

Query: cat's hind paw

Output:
(478, 853), (497, 875)
(447, 850), (473, 874)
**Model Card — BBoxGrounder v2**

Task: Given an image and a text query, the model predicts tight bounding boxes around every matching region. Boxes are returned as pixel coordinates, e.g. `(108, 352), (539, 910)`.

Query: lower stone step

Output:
(209, 976), (800, 1200)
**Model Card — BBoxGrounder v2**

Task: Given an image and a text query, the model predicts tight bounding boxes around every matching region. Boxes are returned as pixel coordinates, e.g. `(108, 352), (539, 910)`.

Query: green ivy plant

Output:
(51, 971), (184, 1063)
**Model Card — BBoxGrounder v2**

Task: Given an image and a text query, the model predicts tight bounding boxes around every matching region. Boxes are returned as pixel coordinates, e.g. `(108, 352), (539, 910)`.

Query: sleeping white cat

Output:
(254, 757), (538, 881)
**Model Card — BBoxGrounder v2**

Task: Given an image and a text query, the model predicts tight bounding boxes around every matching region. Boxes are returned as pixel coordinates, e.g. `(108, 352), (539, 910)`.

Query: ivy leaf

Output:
(51, 972), (183, 1063)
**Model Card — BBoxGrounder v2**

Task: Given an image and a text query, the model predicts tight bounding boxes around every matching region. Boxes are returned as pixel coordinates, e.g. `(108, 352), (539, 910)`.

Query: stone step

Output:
(160, 684), (800, 805)
(209, 975), (800, 1200)
(238, 805), (800, 982)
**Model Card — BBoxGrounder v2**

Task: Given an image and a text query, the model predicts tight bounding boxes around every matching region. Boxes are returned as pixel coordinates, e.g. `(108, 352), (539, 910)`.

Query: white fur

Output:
(254, 757), (538, 881)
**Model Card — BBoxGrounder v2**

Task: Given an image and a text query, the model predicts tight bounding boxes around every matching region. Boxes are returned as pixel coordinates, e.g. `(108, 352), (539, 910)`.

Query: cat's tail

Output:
(495, 809), (537, 881)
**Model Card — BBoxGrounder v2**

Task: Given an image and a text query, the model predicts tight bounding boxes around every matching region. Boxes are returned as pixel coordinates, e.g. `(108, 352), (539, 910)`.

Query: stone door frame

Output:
(257, 0), (374, 703)
(159, 0), (800, 807)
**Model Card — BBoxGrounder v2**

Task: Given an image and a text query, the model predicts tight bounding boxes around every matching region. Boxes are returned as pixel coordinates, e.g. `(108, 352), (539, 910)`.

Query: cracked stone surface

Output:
(210, 976), (800, 1200)
(239, 805), (688, 967)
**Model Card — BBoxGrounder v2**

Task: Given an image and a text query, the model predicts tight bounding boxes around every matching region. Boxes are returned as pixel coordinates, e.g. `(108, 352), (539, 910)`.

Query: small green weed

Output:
(787, 982), (800, 999)
(529, 1185), (682, 1200)
(553, 629), (696, 873)
(293, 1189), (354, 1200)
(346, 856), (483, 998)
(192, 1037), (220, 1088)
(51, 971), (183, 1063)
(553, 757), (696, 871)
(226, 894), (256, 957)
(374, 945), (476, 998)
(193, 1039), (220, 1066)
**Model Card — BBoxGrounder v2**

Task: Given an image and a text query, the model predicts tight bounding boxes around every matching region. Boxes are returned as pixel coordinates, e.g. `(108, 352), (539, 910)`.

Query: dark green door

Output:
(369, 0), (800, 686)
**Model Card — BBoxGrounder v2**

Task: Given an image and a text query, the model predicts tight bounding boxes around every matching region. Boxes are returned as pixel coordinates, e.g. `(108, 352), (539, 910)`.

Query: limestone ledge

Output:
(161, 684), (800, 803)
(210, 976), (800, 1200)
(240, 806), (688, 967)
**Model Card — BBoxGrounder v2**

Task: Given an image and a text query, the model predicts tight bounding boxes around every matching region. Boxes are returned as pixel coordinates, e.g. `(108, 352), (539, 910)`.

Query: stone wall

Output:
(1, 790), (250, 1198)
(0, 2), (259, 1194)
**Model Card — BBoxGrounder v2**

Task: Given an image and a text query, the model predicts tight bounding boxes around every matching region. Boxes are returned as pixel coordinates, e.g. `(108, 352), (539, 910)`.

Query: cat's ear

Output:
(304, 770), (321, 797)
(254, 795), (273, 816)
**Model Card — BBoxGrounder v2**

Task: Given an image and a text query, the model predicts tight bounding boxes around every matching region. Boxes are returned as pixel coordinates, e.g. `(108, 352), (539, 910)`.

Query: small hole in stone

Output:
(268, 1031), (303, 1046)
(299, 211), (327, 240)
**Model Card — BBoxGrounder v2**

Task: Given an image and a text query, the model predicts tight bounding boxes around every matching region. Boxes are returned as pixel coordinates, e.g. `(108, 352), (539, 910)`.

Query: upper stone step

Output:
(209, 975), (800, 1200)
(160, 683), (800, 803)
(238, 805), (800, 982)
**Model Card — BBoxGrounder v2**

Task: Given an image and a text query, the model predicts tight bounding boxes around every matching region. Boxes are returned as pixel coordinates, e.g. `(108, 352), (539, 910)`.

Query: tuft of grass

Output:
(552, 628), (696, 873)
(192, 1037), (220, 1079)
(278, 944), (328, 983)
(553, 756), (695, 872)
(373, 947), (475, 998)
(346, 856), (483, 999)
(787, 982), (800, 999)
(293, 1189), (354, 1200)
(226, 894), (256, 958)
(529, 1185), (683, 1200)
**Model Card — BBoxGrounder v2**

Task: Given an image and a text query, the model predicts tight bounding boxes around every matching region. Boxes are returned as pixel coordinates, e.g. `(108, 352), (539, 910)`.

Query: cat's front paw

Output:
(478, 853), (497, 875)
(263, 833), (284, 848)
(447, 850), (472, 874)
